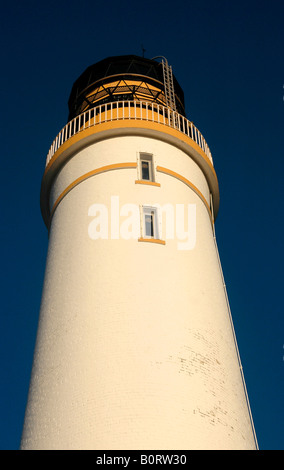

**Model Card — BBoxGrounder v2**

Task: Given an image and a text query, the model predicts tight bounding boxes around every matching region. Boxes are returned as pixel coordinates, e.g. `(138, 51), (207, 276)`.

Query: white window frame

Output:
(142, 206), (159, 239)
(139, 153), (154, 182)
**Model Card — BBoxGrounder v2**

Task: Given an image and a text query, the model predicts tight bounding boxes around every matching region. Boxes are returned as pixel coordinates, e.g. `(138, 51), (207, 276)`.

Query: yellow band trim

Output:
(138, 237), (166, 245)
(50, 162), (137, 219)
(156, 165), (213, 222)
(135, 180), (161, 187)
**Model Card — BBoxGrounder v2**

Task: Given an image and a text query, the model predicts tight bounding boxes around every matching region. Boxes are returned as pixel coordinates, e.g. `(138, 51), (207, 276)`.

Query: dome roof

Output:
(68, 55), (185, 120)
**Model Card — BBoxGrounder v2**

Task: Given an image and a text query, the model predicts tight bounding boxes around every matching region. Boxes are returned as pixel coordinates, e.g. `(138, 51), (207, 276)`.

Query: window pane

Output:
(141, 161), (150, 180)
(145, 213), (154, 237)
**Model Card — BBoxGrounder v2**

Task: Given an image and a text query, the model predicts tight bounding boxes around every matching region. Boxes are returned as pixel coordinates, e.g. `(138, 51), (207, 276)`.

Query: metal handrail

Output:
(45, 100), (213, 168)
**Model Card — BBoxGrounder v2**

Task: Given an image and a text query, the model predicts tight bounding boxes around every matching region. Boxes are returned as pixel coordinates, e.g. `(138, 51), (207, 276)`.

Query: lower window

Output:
(143, 206), (159, 239)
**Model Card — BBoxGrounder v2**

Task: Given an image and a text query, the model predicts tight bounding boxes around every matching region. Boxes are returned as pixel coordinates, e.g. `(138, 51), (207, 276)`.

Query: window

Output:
(139, 205), (165, 245)
(140, 153), (154, 182)
(145, 211), (155, 237)
(143, 206), (159, 239)
(142, 160), (150, 180)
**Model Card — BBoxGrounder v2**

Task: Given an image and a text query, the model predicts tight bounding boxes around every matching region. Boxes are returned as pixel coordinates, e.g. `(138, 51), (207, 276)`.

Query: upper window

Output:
(140, 153), (154, 182)
(142, 160), (150, 180)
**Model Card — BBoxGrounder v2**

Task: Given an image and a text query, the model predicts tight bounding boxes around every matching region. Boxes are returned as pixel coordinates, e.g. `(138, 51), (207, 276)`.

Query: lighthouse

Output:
(21, 55), (258, 450)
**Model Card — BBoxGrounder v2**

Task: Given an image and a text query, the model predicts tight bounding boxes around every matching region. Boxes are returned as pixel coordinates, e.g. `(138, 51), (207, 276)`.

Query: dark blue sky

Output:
(1, 0), (283, 450)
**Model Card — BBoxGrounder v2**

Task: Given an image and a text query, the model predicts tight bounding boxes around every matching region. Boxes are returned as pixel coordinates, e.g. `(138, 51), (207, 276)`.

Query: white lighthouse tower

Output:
(21, 55), (258, 450)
